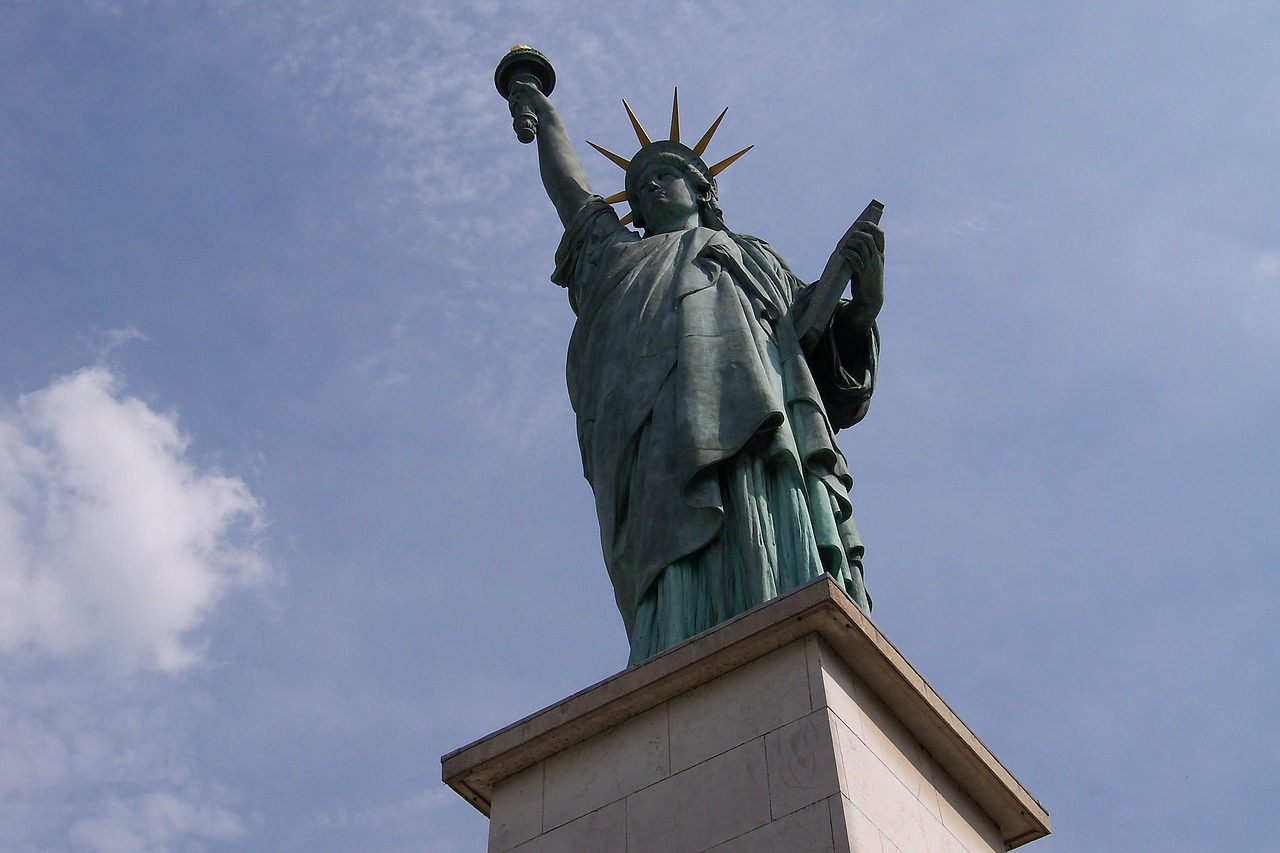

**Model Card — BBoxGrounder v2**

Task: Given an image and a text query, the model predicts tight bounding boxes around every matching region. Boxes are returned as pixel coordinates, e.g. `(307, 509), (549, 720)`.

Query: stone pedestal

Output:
(442, 576), (1049, 852)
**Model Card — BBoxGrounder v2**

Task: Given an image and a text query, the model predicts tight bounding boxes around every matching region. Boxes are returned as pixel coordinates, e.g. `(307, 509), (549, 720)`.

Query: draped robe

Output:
(552, 197), (878, 663)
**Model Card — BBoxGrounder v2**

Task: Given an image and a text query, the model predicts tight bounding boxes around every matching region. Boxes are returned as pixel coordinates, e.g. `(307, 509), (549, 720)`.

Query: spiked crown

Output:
(586, 90), (752, 229)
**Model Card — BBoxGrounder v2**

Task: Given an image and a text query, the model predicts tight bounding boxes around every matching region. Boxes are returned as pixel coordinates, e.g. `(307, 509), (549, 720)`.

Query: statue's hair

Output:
(624, 141), (726, 234)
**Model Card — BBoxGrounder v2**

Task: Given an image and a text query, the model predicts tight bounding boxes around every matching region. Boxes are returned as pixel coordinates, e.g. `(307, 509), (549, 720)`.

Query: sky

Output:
(1, 1), (1277, 850)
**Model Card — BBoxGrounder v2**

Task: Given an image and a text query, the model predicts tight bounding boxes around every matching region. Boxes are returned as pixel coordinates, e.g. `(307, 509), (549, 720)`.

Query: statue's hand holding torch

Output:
(507, 78), (544, 143)
(495, 46), (556, 144)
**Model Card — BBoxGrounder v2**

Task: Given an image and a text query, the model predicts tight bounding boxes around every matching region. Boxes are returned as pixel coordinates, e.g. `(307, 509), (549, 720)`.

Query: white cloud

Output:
(0, 366), (268, 850)
(0, 366), (268, 673)
(0, 643), (250, 852)
(1255, 251), (1279, 282)
(0, 685), (242, 850)
(92, 327), (148, 361)
(1242, 250), (1280, 340)
(308, 786), (455, 832)
(70, 791), (244, 853)
(297, 786), (479, 853)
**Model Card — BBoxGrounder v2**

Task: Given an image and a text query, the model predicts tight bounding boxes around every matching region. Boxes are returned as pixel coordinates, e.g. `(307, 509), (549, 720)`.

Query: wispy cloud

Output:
(251, 2), (508, 211)
(1242, 250), (1280, 342)
(296, 786), (477, 853)
(69, 791), (245, 853)
(0, 670), (247, 851)
(90, 327), (148, 362)
(1254, 251), (1279, 282)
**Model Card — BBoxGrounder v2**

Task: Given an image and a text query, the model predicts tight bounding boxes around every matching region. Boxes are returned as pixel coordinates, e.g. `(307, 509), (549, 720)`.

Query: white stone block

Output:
(929, 751), (1006, 853)
(669, 640), (812, 773)
(830, 711), (934, 853)
(830, 795), (886, 853)
(509, 800), (626, 853)
(542, 702), (669, 831)
(627, 738), (772, 853)
(764, 709), (843, 820)
(487, 762), (543, 853)
(920, 802), (968, 853)
(855, 671), (943, 818)
(708, 799), (838, 853)
(808, 635), (864, 740)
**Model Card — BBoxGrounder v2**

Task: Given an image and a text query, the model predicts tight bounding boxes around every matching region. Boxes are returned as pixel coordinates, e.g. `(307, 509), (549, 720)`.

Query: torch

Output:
(495, 46), (556, 143)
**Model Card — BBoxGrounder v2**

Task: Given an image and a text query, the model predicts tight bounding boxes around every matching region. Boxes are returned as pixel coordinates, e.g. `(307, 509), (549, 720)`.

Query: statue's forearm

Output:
(530, 97), (593, 226)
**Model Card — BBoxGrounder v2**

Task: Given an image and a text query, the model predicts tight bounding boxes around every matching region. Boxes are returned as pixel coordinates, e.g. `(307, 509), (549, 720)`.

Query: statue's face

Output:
(636, 164), (699, 233)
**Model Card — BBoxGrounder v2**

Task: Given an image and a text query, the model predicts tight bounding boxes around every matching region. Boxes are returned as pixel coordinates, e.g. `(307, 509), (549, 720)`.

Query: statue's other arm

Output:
(803, 223), (885, 431)
(509, 80), (593, 227)
(795, 215), (884, 351)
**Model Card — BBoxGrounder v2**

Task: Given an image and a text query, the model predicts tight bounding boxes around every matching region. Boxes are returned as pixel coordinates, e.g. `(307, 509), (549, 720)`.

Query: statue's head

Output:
(587, 93), (749, 234)
(624, 141), (726, 235)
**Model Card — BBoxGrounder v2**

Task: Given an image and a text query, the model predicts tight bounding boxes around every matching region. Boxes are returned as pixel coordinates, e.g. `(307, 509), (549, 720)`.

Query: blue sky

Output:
(1, 1), (1276, 850)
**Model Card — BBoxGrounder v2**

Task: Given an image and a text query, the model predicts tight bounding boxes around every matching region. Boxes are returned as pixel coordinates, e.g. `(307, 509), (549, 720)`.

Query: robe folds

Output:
(552, 197), (877, 663)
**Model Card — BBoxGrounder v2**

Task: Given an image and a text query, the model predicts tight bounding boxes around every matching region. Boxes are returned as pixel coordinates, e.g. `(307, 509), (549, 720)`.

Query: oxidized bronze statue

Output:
(498, 47), (884, 665)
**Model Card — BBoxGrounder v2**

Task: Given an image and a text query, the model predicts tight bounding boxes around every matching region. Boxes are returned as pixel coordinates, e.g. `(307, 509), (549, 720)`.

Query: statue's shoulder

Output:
(564, 196), (636, 244)
(554, 196), (638, 290)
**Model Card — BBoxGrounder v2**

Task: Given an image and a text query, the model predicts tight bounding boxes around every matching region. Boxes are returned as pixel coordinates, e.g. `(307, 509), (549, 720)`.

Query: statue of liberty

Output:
(498, 48), (885, 666)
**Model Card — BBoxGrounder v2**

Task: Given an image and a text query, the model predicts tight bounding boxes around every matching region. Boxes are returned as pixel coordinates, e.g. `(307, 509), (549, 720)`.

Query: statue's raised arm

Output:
(509, 81), (593, 227)
(496, 47), (592, 227)
(496, 48), (884, 666)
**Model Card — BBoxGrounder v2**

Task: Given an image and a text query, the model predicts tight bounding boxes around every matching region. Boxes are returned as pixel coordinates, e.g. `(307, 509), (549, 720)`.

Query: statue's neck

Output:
(644, 209), (700, 235)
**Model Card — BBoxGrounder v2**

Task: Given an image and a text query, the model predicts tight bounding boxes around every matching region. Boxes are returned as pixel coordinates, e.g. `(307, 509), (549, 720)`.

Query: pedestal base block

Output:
(443, 577), (1049, 852)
